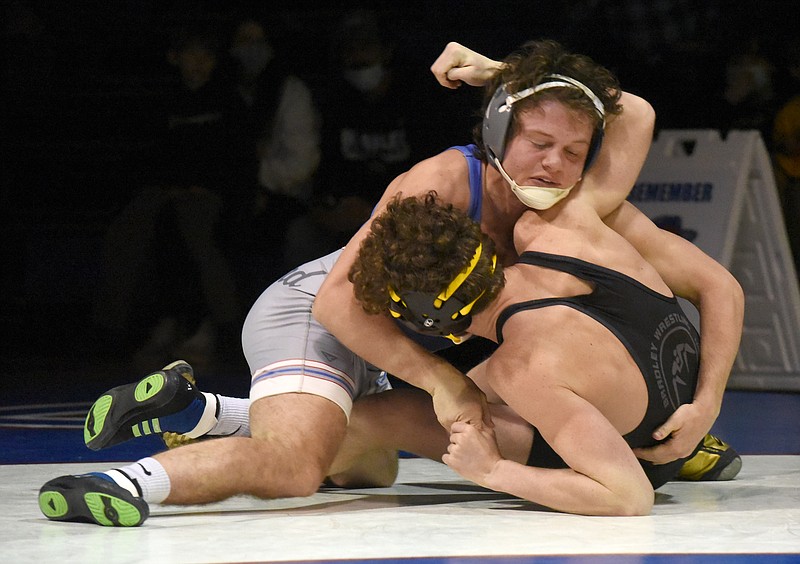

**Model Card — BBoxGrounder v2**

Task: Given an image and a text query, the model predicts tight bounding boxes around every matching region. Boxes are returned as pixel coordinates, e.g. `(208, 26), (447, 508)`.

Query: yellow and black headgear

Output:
(387, 242), (496, 344)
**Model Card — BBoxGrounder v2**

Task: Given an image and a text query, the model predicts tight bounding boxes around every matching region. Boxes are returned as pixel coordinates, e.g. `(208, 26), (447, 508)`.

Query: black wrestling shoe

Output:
(84, 360), (203, 451)
(677, 434), (742, 481)
(39, 474), (149, 527)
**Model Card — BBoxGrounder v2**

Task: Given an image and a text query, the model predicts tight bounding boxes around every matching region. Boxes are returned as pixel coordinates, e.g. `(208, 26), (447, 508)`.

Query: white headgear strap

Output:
(500, 74), (605, 128)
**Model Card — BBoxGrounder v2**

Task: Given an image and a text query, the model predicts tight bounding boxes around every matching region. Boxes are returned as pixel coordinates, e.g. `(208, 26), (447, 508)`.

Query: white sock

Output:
(107, 457), (171, 504)
(183, 392), (219, 439)
(208, 395), (251, 437)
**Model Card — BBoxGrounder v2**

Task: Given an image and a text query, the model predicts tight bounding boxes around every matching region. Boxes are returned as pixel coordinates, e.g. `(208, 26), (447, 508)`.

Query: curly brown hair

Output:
(472, 39), (624, 159)
(349, 192), (505, 317)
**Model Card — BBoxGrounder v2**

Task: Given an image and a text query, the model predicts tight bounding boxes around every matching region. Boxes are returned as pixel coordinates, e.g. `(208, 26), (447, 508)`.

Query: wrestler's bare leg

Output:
(158, 393), (347, 503)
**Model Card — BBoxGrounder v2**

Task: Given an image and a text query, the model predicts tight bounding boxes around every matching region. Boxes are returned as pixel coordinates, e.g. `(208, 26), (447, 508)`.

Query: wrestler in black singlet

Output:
(495, 251), (702, 488)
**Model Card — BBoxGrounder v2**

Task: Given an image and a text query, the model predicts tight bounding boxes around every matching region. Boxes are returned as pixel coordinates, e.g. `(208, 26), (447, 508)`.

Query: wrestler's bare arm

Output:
(578, 92), (655, 218)
(313, 152), (491, 431)
(604, 202), (745, 463)
(445, 350), (654, 516)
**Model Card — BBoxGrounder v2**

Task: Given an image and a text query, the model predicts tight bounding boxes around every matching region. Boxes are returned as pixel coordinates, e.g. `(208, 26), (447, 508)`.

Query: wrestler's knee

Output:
(328, 448), (399, 489)
(245, 439), (334, 498)
(247, 394), (348, 498)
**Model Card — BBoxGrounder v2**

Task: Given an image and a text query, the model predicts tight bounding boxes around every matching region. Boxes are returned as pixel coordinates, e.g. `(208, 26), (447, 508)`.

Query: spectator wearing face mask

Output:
(282, 9), (431, 269)
(223, 16), (321, 303)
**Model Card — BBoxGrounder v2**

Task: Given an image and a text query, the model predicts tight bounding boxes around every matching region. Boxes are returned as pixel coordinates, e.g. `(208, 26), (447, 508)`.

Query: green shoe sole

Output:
(39, 474), (149, 527)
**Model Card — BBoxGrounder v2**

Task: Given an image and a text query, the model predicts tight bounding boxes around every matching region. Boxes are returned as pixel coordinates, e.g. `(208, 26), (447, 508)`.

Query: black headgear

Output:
(388, 242), (496, 344)
(483, 74), (606, 172)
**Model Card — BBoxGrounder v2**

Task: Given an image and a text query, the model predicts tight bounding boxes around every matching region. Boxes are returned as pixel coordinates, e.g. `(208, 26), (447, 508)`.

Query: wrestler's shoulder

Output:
(390, 149), (472, 197)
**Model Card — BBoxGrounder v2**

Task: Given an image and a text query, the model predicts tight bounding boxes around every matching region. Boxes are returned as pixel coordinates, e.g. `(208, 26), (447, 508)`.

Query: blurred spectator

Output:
(772, 95), (800, 273)
(223, 15), (320, 301)
(93, 21), (244, 371)
(771, 36), (800, 273)
(773, 37), (800, 113)
(282, 9), (430, 268)
(717, 37), (778, 139)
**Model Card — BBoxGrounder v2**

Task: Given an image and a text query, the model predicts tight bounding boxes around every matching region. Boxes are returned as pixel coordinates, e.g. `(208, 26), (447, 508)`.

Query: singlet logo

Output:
(279, 268), (326, 288)
(650, 313), (698, 410)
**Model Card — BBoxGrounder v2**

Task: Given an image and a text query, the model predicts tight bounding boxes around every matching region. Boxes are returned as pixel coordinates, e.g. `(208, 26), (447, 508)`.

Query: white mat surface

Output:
(2, 456), (799, 563)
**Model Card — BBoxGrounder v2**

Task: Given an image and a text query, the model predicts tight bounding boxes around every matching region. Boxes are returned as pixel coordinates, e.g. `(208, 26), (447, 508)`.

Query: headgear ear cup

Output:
(482, 84), (514, 163)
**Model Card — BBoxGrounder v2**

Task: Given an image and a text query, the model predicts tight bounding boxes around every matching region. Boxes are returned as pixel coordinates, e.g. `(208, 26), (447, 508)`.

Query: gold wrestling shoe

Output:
(162, 430), (198, 449)
(678, 433), (742, 481)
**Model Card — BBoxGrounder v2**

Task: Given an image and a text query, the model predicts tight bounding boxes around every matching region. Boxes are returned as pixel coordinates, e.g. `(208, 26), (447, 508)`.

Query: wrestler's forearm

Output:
(689, 272), (745, 415)
(484, 460), (654, 516)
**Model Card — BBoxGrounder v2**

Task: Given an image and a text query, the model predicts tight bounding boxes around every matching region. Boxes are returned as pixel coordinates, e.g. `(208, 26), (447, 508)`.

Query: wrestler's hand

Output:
(430, 373), (493, 432)
(633, 402), (715, 464)
(443, 421), (502, 486)
(430, 41), (504, 89)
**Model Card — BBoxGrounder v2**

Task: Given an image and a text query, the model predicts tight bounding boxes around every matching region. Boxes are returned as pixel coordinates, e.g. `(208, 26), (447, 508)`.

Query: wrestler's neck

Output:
(482, 163), (528, 265)
(468, 289), (515, 344)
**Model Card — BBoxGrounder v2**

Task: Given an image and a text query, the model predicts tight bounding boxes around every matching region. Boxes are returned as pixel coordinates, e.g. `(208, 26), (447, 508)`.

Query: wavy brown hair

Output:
(349, 192), (505, 317)
(472, 39), (624, 160)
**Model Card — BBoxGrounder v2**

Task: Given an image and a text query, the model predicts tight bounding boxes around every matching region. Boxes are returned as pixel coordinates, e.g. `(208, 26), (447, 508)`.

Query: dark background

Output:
(3, 0), (799, 399)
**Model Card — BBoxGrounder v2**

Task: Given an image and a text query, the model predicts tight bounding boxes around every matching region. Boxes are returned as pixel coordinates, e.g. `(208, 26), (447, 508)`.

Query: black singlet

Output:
(496, 251), (701, 488)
